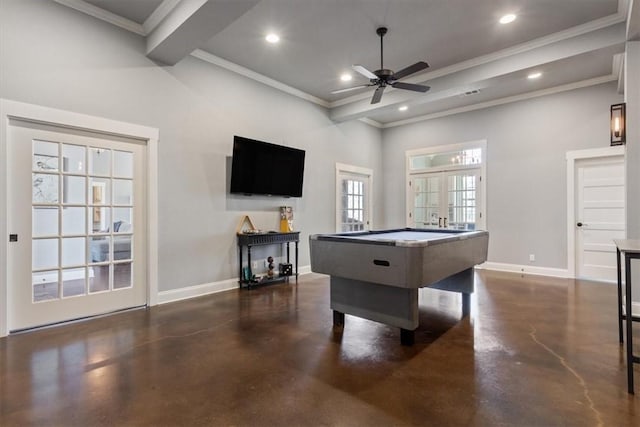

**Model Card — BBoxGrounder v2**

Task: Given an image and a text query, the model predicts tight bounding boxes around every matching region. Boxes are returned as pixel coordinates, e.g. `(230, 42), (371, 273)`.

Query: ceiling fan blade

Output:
(352, 64), (378, 80)
(392, 82), (430, 93)
(371, 86), (385, 104)
(331, 85), (372, 94)
(392, 61), (429, 80)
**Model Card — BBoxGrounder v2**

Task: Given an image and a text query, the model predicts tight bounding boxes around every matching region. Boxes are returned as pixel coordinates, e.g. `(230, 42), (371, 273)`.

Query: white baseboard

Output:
(157, 265), (313, 305)
(477, 262), (569, 278)
(158, 278), (237, 304)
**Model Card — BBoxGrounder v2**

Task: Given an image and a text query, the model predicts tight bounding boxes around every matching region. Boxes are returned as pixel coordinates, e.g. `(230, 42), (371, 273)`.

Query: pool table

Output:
(309, 228), (489, 345)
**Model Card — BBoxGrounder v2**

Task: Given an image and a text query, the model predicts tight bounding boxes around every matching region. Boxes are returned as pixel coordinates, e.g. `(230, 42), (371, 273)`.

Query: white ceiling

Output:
(69, 0), (631, 126)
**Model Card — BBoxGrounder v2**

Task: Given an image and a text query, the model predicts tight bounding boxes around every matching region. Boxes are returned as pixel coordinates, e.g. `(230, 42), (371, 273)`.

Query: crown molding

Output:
(358, 118), (383, 128)
(381, 74), (617, 129)
(330, 13), (627, 108)
(53, 0), (145, 36)
(143, 0), (181, 35)
(190, 49), (330, 108)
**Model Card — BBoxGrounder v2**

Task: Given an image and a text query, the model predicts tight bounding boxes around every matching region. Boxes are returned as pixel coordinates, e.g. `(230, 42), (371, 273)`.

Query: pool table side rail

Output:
(312, 228), (486, 248)
(309, 230), (488, 289)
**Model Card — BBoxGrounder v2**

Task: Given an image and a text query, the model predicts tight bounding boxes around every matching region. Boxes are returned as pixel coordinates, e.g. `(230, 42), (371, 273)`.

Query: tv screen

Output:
(230, 136), (306, 197)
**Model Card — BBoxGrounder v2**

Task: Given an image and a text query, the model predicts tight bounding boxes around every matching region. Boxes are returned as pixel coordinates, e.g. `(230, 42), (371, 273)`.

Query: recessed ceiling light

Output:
(528, 72), (542, 79)
(499, 14), (516, 24)
(265, 33), (280, 43)
(340, 73), (352, 82)
(398, 105), (408, 112)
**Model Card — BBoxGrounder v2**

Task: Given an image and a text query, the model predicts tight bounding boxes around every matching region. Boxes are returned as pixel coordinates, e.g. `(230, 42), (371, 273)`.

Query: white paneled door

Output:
(7, 121), (147, 331)
(575, 156), (625, 282)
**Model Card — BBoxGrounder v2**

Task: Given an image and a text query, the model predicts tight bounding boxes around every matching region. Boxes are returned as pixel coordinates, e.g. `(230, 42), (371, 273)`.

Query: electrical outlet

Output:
(251, 261), (258, 269)
(529, 254), (535, 262)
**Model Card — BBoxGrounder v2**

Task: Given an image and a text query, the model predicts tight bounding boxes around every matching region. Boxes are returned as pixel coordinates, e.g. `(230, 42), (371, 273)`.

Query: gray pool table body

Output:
(309, 228), (489, 336)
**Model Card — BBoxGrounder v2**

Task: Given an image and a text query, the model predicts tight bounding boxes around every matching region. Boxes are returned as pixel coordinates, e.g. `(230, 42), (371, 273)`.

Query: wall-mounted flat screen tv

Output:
(230, 136), (306, 197)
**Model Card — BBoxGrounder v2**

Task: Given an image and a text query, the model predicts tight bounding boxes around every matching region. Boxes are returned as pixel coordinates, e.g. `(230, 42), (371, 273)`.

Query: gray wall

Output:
(382, 83), (623, 268)
(0, 0), (383, 291)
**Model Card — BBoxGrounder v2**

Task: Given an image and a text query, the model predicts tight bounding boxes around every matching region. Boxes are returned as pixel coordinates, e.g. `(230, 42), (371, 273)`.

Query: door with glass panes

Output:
(337, 170), (371, 232)
(7, 121), (146, 331)
(411, 170), (480, 230)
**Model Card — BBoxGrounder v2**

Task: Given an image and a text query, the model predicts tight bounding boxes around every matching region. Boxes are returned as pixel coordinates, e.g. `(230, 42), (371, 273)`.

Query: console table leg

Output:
(401, 328), (415, 346)
(295, 241), (299, 282)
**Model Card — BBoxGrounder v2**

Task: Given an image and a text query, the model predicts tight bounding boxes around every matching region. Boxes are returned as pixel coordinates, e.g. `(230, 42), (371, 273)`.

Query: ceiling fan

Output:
(332, 27), (431, 104)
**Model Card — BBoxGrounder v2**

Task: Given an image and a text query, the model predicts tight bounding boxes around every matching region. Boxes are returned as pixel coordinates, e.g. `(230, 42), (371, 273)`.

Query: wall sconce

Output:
(611, 103), (626, 146)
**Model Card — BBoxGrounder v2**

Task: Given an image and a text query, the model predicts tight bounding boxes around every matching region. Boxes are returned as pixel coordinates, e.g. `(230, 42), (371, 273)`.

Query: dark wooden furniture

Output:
(614, 239), (640, 394)
(237, 231), (299, 289)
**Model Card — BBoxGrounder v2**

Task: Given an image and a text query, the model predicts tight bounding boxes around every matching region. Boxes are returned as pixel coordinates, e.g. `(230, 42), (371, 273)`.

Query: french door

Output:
(410, 170), (481, 230)
(336, 164), (372, 232)
(7, 120), (147, 331)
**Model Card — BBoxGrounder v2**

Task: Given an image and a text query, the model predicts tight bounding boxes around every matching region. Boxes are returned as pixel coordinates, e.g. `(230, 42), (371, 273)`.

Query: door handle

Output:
(443, 218), (448, 228)
(439, 217), (443, 227)
(576, 222), (583, 227)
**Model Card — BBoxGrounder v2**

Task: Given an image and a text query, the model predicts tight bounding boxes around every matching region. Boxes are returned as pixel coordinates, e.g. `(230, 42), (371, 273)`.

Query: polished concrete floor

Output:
(1, 270), (639, 426)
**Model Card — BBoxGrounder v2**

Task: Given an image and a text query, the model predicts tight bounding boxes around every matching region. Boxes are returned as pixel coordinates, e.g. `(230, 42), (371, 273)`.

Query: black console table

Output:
(237, 231), (299, 289)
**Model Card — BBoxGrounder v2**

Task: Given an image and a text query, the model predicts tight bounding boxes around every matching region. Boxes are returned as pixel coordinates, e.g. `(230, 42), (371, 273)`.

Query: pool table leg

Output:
(333, 310), (345, 327)
(401, 329), (415, 346)
(462, 293), (471, 317)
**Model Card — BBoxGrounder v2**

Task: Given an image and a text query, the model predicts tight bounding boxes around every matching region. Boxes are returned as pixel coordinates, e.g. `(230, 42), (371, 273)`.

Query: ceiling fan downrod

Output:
(377, 26), (387, 70)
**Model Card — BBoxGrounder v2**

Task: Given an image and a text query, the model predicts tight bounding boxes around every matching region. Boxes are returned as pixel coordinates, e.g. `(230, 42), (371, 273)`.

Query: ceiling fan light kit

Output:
(332, 27), (431, 104)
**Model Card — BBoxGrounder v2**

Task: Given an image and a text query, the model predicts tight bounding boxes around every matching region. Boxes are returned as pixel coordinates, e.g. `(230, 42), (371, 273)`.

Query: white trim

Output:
(478, 262), (570, 279)
(358, 117), (383, 128)
(158, 266), (313, 305)
(405, 140), (487, 230)
(53, 0), (145, 36)
(191, 50), (330, 108)
(158, 279), (237, 304)
(335, 163), (374, 232)
(566, 146), (625, 280)
(383, 75), (617, 129)
(142, 0), (181, 35)
(0, 99), (159, 337)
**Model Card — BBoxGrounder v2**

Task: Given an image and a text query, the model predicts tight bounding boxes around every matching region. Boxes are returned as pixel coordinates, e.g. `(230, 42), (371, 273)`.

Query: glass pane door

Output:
(339, 176), (366, 232)
(412, 174), (441, 228)
(31, 140), (135, 302)
(446, 171), (478, 230)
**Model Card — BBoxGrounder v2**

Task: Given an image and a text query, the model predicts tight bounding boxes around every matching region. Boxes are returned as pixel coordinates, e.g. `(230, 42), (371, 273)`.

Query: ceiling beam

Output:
(146, 0), (259, 65)
(330, 23), (627, 122)
(628, 0), (640, 40)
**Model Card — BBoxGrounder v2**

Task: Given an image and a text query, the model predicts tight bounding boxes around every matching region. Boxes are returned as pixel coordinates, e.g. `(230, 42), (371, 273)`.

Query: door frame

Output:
(335, 163), (373, 232)
(566, 145), (625, 279)
(0, 99), (159, 337)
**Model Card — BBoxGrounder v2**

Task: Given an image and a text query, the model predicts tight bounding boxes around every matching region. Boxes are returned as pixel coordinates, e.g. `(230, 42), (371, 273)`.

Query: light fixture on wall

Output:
(611, 103), (626, 146)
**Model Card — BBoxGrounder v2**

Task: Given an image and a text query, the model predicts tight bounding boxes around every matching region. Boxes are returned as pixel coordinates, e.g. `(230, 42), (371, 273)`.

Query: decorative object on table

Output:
(242, 266), (251, 282)
(279, 263), (293, 277)
(280, 206), (293, 232)
(267, 256), (275, 277)
(236, 214), (259, 234)
(611, 103), (626, 146)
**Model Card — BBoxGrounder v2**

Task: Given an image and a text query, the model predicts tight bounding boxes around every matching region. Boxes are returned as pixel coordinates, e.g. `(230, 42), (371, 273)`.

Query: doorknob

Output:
(576, 222), (583, 227)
